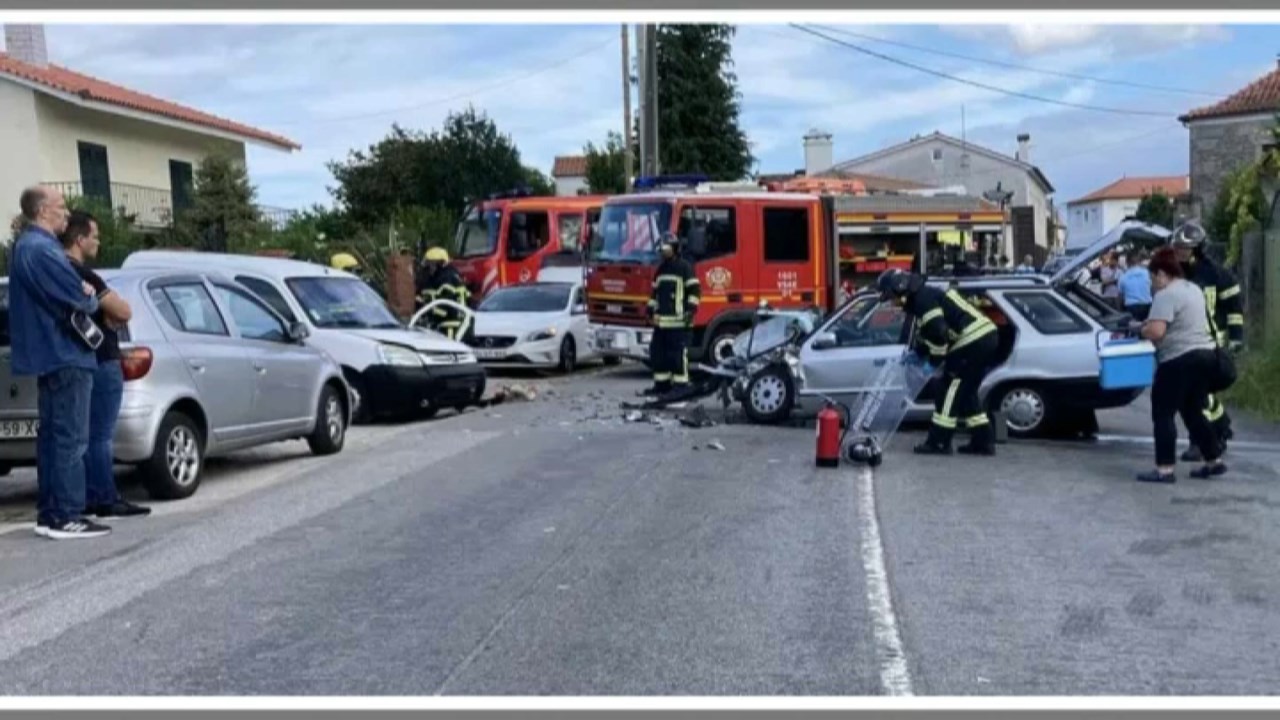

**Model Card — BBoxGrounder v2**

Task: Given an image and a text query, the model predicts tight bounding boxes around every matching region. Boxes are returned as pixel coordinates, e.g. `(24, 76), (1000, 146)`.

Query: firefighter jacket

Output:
(648, 256), (701, 329)
(906, 285), (996, 363)
(1185, 254), (1244, 347)
(416, 265), (470, 324)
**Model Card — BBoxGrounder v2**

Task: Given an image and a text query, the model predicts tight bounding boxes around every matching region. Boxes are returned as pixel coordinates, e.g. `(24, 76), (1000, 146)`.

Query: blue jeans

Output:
(86, 360), (124, 508)
(36, 366), (94, 526)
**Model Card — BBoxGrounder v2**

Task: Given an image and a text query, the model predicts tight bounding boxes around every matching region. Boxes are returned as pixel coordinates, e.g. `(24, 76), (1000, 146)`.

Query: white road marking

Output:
(1093, 434), (1280, 453)
(854, 465), (914, 697)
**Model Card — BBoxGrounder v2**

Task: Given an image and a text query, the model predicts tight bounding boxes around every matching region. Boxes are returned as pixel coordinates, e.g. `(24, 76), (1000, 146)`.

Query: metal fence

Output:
(45, 181), (175, 229)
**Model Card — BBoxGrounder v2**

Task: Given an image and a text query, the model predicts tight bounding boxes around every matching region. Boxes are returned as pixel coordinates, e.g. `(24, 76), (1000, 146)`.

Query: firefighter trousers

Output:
(650, 327), (690, 393)
(926, 331), (999, 449)
(1202, 393), (1232, 441)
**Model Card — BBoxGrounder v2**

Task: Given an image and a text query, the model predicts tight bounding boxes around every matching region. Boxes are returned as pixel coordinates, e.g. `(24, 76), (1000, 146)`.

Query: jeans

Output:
(36, 366), (94, 525)
(86, 360), (124, 508)
(1151, 349), (1221, 467)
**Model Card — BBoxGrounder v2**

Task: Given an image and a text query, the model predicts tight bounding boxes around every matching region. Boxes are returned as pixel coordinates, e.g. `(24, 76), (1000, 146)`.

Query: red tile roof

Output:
(0, 52), (299, 151)
(552, 155), (588, 178)
(1180, 65), (1280, 123)
(1069, 175), (1189, 205)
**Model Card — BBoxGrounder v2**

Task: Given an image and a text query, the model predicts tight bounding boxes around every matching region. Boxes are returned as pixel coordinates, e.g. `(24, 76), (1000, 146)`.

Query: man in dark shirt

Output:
(62, 211), (150, 519)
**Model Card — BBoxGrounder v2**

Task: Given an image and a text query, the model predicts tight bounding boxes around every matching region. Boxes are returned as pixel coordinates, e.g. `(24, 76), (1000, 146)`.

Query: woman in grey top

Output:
(1136, 247), (1225, 483)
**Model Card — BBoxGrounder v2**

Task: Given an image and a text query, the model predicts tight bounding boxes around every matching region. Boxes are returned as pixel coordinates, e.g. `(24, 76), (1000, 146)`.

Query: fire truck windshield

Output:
(591, 201), (673, 264)
(456, 209), (502, 258)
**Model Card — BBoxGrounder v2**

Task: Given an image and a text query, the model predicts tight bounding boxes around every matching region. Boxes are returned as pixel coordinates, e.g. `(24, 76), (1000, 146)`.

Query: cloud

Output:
(943, 23), (1231, 57)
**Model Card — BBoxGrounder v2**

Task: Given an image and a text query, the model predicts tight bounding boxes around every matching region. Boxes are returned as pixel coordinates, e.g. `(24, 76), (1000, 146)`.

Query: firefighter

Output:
(330, 252), (365, 279)
(878, 269), (999, 456)
(1170, 220), (1243, 461)
(642, 232), (701, 399)
(416, 247), (472, 341)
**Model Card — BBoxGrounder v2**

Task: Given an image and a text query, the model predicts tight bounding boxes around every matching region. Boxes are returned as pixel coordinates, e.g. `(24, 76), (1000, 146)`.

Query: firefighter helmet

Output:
(877, 269), (914, 300)
(424, 247), (450, 263)
(1170, 221), (1207, 249)
(330, 252), (360, 272)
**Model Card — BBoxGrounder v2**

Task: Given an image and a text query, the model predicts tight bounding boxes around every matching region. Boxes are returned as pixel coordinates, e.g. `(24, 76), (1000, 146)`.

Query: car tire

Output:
(558, 336), (577, 374)
(991, 384), (1054, 438)
(142, 410), (204, 501)
(743, 364), (795, 425)
(706, 325), (744, 365)
(306, 385), (347, 456)
(420, 406), (440, 421)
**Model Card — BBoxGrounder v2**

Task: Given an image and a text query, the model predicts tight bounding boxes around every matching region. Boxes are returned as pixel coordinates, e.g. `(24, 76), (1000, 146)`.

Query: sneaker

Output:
(1190, 463), (1228, 480)
(44, 518), (111, 540)
(1135, 470), (1176, 484)
(33, 522), (49, 538)
(85, 501), (152, 519)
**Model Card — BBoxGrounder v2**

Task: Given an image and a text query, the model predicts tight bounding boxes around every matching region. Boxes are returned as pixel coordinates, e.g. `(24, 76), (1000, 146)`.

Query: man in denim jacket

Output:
(9, 185), (110, 539)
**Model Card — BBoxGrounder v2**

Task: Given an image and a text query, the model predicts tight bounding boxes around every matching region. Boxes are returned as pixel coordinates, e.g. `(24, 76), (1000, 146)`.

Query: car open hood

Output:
(344, 327), (471, 353)
(1050, 220), (1172, 286)
(474, 312), (565, 337)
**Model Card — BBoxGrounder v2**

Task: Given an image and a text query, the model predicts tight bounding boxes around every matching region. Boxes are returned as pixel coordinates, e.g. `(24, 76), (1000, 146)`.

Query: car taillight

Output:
(121, 347), (153, 381)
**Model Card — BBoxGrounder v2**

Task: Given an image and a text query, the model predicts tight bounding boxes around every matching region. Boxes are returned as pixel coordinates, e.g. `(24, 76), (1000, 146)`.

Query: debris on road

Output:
(625, 410), (646, 423)
(678, 405), (717, 429)
(706, 440), (726, 452)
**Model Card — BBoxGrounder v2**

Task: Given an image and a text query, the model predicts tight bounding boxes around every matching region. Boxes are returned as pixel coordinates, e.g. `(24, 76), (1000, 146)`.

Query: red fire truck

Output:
(586, 176), (1004, 364)
(451, 192), (608, 301)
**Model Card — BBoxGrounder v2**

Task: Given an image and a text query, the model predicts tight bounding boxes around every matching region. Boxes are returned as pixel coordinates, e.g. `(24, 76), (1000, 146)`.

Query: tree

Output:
(584, 131), (627, 194)
(649, 24), (754, 180)
(172, 153), (269, 253)
(521, 166), (555, 197)
(1134, 190), (1175, 229)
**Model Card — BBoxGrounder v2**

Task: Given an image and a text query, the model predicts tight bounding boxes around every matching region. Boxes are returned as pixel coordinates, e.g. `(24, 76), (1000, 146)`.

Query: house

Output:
(827, 131), (1057, 260)
(1065, 175), (1190, 248)
(1180, 58), (1280, 218)
(0, 24), (298, 232)
(551, 155), (588, 197)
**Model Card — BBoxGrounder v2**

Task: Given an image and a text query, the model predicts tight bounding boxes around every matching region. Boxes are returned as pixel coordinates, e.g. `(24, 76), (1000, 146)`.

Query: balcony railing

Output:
(45, 181), (297, 231)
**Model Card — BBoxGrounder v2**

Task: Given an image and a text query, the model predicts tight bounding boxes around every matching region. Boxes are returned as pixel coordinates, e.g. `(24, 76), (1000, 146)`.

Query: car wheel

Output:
(558, 336), (578, 374)
(993, 384), (1054, 438)
(706, 325), (743, 365)
(743, 364), (795, 425)
(306, 385), (347, 456)
(142, 410), (204, 500)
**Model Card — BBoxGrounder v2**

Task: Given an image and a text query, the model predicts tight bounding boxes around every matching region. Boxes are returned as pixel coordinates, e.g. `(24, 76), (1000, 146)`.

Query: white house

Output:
(551, 155), (589, 197)
(1, 24), (298, 231)
(1065, 175), (1189, 249)
(828, 131), (1057, 259)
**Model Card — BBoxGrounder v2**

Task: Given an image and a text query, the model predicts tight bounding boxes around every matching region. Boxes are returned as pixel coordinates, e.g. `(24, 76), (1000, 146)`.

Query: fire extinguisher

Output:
(815, 401), (846, 468)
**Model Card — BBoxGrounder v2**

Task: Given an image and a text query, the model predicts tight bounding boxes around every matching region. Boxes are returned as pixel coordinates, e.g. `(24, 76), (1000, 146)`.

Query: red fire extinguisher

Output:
(816, 401), (844, 468)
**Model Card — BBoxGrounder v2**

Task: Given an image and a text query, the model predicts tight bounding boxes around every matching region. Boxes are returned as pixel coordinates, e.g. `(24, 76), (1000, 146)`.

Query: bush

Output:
(1223, 341), (1280, 421)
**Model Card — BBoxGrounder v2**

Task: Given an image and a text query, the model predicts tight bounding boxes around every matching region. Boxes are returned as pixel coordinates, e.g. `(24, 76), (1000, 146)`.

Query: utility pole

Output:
(636, 24), (660, 177)
(621, 24), (633, 193)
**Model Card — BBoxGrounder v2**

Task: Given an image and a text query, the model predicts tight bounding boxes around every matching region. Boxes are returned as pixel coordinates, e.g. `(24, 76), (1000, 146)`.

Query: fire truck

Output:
(586, 176), (1005, 365)
(451, 191), (609, 301)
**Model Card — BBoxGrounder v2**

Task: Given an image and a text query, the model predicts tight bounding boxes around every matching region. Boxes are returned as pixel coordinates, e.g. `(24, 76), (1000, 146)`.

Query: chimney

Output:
(4, 24), (49, 67)
(803, 128), (834, 176)
(1015, 133), (1031, 164)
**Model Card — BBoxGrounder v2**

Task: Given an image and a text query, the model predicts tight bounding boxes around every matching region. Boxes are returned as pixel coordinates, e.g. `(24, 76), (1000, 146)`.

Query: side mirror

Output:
(288, 321), (311, 342)
(572, 303), (588, 315)
(811, 331), (839, 351)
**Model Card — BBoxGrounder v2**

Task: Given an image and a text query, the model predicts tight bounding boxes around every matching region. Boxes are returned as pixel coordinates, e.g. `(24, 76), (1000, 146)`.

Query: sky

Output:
(27, 21), (1280, 212)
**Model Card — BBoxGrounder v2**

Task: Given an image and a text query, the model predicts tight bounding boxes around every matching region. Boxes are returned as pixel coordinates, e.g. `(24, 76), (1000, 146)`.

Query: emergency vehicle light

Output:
(633, 174), (710, 190)
(487, 186), (534, 200)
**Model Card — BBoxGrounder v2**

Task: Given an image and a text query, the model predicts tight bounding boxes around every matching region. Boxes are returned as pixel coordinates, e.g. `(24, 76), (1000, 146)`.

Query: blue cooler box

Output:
(1098, 338), (1156, 389)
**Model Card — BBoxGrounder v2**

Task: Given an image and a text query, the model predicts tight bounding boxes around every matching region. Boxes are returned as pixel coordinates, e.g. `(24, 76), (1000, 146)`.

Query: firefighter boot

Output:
(914, 423), (954, 456)
(957, 422), (996, 457)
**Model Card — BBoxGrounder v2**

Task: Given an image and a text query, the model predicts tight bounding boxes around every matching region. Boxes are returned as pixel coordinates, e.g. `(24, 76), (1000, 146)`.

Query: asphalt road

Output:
(0, 364), (1277, 695)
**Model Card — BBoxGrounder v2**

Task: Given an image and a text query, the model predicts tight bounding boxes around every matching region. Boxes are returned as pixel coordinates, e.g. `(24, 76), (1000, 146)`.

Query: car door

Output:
(211, 282), (317, 438)
(146, 279), (257, 445)
(800, 294), (907, 397)
(0, 281), (40, 451)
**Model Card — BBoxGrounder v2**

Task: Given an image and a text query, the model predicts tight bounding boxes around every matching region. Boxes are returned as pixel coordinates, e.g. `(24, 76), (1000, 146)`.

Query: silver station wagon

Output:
(0, 268), (352, 499)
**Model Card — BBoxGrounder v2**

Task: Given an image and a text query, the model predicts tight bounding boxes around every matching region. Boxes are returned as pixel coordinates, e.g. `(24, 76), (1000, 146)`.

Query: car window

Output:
(825, 295), (906, 348)
(678, 206), (736, 261)
(1004, 292), (1091, 335)
(763, 207), (810, 263)
(557, 213), (584, 253)
(508, 211), (550, 260)
(153, 283), (228, 336)
(235, 275), (297, 322)
(215, 284), (288, 342)
(571, 286), (586, 308)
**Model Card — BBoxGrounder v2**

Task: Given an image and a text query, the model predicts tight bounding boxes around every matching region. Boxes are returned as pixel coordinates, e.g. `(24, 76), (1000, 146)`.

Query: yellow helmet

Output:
(424, 247), (450, 263)
(330, 252), (360, 271)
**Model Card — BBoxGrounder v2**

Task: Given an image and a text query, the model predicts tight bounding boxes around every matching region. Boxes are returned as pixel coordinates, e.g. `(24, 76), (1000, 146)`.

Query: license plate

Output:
(0, 419), (39, 439)
(597, 334), (614, 349)
(605, 304), (622, 314)
(474, 349), (504, 360)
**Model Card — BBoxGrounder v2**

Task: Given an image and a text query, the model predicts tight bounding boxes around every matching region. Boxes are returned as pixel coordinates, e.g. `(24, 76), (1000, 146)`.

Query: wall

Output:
(0, 80), (42, 226)
(554, 175), (587, 197)
(1188, 114), (1276, 217)
(1065, 198), (1144, 248)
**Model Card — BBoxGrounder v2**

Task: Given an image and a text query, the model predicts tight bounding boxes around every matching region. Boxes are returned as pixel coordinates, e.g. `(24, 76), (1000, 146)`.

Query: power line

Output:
(268, 34), (616, 129)
(788, 24), (1178, 119)
(806, 24), (1227, 100)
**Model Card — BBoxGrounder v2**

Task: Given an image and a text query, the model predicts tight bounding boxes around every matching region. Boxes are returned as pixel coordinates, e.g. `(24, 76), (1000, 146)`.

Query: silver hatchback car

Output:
(0, 268), (352, 499)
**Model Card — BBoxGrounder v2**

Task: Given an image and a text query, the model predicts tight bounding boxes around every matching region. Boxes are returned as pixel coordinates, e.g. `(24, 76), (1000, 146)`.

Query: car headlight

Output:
(378, 343), (423, 367)
(526, 327), (558, 342)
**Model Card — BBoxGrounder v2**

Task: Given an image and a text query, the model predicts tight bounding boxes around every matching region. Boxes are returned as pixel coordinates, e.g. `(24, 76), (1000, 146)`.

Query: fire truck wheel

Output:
(743, 364), (795, 425)
(706, 325), (744, 365)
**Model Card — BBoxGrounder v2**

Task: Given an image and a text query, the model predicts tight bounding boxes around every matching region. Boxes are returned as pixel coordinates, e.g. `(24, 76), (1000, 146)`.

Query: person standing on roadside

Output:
(9, 186), (110, 539)
(61, 211), (151, 520)
(1015, 255), (1036, 274)
(1119, 249), (1153, 321)
(1099, 251), (1123, 309)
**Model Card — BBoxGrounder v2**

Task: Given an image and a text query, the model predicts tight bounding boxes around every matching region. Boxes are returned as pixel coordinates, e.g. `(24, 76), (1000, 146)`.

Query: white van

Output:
(123, 251), (486, 422)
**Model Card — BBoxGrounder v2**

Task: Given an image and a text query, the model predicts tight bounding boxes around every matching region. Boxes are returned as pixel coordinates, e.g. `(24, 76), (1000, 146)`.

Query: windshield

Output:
(592, 201), (673, 264)
(478, 283), (572, 313)
(733, 311), (819, 358)
(285, 276), (402, 329)
(455, 208), (503, 258)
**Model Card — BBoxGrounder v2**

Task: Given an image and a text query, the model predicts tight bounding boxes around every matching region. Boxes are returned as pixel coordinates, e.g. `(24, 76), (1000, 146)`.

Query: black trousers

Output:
(1125, 303), (1151, 322)
(927, 331), (999, 447)
(650, 327), (690, 391)
(1151, 349), (1222, 467)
